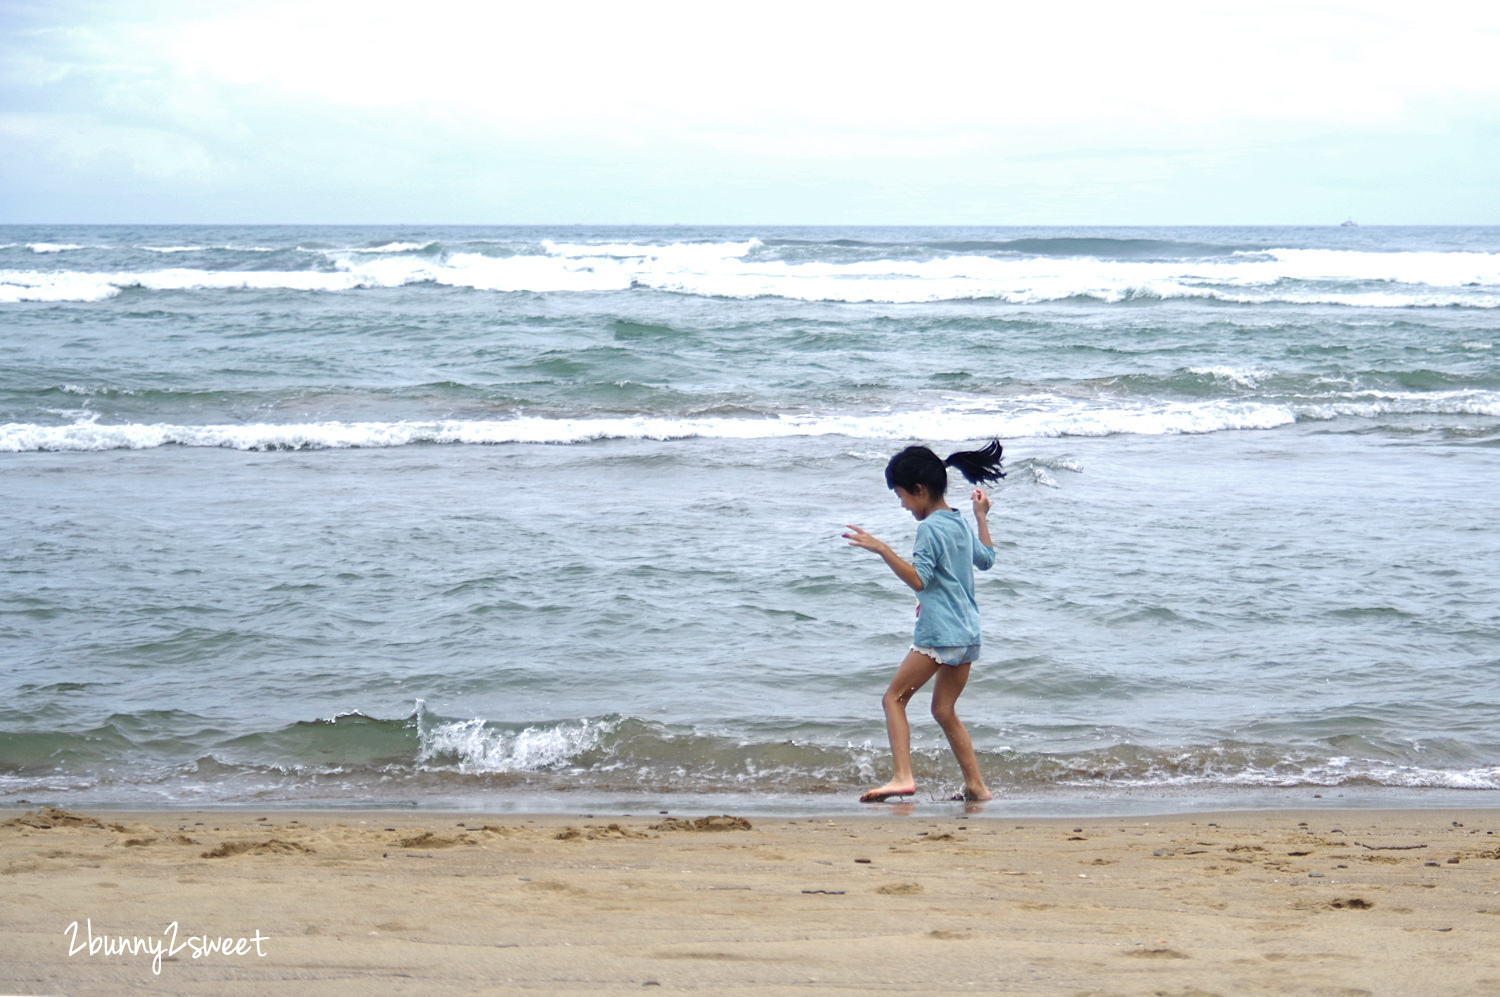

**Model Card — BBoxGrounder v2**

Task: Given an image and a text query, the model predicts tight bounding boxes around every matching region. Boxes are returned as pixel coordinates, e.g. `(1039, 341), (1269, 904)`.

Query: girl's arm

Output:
(971, 488), (994, 548)
(842, 525), (923, 591)
(970, 488), (996, 570)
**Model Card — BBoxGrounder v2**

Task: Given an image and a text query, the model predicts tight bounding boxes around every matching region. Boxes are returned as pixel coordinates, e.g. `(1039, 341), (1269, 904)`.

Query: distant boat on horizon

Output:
(1341, 218), (1358, 227)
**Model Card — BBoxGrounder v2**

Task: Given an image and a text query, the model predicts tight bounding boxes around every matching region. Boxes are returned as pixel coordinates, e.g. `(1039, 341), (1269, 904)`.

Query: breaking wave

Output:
(5, 389), (1499, 451)
(4, 704), (1498, 806)
(3, 242), (1498, 305)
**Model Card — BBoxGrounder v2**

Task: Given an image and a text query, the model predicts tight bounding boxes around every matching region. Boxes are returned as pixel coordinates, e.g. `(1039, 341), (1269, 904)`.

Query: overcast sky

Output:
(2, 0), (1497, 224)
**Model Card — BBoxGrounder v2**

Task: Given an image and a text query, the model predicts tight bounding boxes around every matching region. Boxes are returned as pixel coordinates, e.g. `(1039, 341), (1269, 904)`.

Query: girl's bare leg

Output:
(931, 662), (992, 801)
(860, 650), (941, 802)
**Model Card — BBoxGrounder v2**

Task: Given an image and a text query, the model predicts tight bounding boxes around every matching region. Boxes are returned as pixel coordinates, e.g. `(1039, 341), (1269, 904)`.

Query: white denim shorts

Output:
(910, 644), (981, 666)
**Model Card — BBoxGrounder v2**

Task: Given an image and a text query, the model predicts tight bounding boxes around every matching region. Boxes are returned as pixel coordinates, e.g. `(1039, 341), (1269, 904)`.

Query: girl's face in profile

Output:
(892, 485), (931, 519)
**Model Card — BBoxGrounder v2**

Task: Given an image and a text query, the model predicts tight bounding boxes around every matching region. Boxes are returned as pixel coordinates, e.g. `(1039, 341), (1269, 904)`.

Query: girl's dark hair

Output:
(884, 440), (1004, 497)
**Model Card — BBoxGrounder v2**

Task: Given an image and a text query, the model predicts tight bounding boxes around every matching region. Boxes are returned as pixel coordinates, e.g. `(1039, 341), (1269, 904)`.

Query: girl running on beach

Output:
(843, 441), (1003, 802)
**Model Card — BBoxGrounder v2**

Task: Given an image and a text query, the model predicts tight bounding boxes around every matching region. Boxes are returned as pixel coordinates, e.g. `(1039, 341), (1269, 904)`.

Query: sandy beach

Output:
(3, 806), (1498, 995)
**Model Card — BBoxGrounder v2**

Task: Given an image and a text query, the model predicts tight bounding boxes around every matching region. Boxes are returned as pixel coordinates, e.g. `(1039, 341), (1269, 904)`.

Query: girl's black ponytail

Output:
(885, 439), (1004, 496)
(944, 439), (1005, 484)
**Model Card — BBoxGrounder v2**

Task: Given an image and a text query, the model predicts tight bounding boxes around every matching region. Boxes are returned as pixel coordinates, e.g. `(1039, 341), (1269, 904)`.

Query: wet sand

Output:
(4, 806), (1500, 995)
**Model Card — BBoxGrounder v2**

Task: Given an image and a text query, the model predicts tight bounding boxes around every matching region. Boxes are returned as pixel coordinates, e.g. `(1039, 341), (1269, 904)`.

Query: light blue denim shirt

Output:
(911, 509), (995, 647)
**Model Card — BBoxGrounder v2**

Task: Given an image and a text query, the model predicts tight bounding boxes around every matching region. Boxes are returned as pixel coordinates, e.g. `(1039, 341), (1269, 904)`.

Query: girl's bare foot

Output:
(859, 780), (916, 802)
(947, 786), (992, 802)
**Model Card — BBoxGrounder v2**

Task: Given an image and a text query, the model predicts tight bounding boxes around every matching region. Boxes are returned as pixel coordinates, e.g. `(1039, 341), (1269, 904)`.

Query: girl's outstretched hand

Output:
(971, 487), (991, 518)
(842, 524), (886, 553)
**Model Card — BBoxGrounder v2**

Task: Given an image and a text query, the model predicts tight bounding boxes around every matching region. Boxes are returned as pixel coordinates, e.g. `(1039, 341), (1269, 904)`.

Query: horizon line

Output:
(3, 221), (1497, 228)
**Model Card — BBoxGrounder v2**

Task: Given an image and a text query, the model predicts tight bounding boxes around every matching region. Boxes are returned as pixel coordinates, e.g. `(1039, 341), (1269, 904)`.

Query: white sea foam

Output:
(26, 243), (87, 253)
(1254, 247), (1500, 287)
(54, 385), (146, 399)
(0, 273), (123, 303)
(1033, 456), (1085, 473)
(1064, 756), (1500, 790)
(5, 390), (1498, 452)
(1186, 366), (1274, 388)
(5, 243), (1500, 305)
(418, 716), (610, 773)
(344, 252), (635, 292)
(141, 245), (285, 253)
(344, 241), (436, 253)
(541, 238), (762, 260)
(1030, 466), (1060, 488)
(141, 244), (283, 253)
(0, 268), (371, 303)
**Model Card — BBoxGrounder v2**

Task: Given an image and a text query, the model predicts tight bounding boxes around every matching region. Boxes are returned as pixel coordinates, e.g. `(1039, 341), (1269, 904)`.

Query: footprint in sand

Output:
(200, 839), (315, 859)
(650, 815), (752, 832)
(1124, 947), (1189, 959)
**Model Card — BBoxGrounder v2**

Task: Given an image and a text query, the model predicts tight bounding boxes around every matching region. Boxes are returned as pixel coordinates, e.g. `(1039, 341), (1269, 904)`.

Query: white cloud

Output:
(1, 0), (1497, 221)
(0, 112), (215, 179)
(148, 0), (1500, 133)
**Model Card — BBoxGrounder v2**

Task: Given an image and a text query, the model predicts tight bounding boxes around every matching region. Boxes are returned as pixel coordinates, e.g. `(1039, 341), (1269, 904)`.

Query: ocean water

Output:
(2, 224), (1498, 815)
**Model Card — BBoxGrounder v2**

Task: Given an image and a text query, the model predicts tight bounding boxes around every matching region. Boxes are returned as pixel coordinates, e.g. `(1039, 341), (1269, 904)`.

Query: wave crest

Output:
(5, 242), (1498, 305)
(5, 389), (1500, 451)
(7, 707), (1499, 803)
